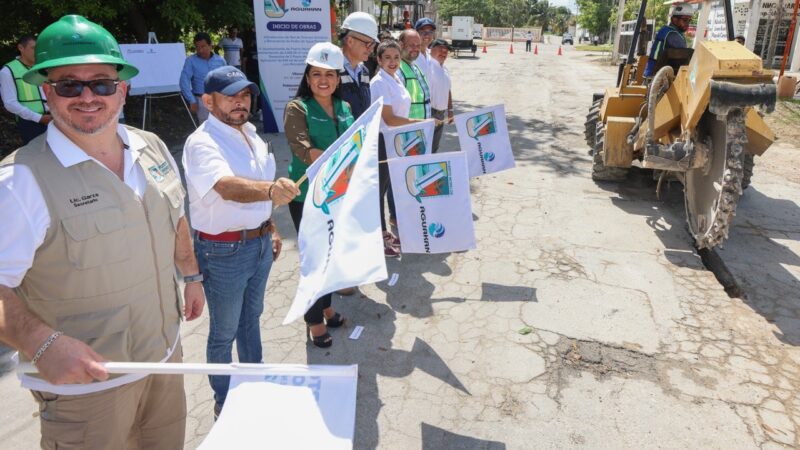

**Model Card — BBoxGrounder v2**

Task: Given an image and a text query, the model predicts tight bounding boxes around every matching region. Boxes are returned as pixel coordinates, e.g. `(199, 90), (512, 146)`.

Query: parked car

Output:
(562, 32), (574, 45)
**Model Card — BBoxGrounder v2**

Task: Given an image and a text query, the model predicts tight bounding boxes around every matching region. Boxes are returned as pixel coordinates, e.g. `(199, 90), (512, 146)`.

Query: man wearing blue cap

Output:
(182, 65), (299, 419)
(414, 18), (437, 82)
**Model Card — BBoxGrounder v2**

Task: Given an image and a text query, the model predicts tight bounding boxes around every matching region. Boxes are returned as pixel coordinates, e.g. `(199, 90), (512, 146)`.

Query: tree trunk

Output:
(766, 0), (786, 68)
(128, 4), (149, 43)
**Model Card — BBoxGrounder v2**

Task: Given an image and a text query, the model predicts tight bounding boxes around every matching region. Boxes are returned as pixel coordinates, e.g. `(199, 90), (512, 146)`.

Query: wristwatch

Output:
(183, 273), (204, 283)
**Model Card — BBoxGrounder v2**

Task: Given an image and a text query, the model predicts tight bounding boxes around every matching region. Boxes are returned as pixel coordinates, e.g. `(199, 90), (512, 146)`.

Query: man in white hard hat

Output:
(337, 12), (379, 120)
(643, 2), (693, 77)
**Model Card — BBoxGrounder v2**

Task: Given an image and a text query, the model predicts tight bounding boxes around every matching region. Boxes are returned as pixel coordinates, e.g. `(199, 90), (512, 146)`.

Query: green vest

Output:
(5, 59), (46, 117)
(288, 97), (355, 202)
(399, 60), (431, 120)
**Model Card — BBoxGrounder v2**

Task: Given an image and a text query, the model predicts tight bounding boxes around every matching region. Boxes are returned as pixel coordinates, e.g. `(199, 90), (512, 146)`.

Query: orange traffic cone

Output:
(483, 44), (487, 53)
(557, 46), (562, 56)
(509, 43), (514, 54)
(534, 45), (538, 55)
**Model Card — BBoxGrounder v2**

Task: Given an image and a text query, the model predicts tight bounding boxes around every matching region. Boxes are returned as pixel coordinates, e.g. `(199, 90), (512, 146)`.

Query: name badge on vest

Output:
(148, 161), (171, 183)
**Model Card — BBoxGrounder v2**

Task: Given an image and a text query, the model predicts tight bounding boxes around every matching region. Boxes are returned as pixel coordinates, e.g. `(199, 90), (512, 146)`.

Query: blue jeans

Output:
(194, 233), (273, 406)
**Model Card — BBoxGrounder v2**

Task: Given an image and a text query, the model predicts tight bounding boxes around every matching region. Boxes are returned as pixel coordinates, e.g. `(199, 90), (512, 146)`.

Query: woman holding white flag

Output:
(369, 41), (437, 257)
(284, 43), (355, 348)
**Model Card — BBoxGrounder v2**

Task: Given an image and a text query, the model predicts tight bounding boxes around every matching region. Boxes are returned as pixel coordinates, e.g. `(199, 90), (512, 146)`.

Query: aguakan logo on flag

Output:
(395, 130), (426, 157)
(467, 112), (497, 138)
(406, 161), (452, 203)
(455, 104), (515, 177)
(388, 152), (476, 254)
(264, 0), (286, 17)
(382, 120), (436, 160)
(312, 128), (364, 214)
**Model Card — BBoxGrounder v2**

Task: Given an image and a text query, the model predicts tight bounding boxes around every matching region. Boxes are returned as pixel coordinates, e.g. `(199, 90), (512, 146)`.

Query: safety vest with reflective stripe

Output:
(644, 25), (686, 77)
(399, 60), (431, 120)
(4, 59), (46, 116)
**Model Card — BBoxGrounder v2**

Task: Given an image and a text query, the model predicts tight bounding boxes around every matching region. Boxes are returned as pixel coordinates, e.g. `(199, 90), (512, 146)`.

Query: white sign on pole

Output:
(119, 44), (187, 95)
(253, 0), (332, 132)
(388, 152), (476, 254)
(199, 365), (358, 449)
(382, 120), (436, 159)
(454, 104), (516, 177)
(284, 101), (387, 325)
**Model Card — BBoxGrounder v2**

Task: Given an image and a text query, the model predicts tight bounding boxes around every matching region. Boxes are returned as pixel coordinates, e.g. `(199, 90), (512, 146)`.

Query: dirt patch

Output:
(764, 99), (800, 145)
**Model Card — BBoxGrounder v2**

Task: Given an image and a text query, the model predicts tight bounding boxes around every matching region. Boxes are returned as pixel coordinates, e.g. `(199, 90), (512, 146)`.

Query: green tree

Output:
(576, 0), (613, 36)
(0, 0), (255, 62)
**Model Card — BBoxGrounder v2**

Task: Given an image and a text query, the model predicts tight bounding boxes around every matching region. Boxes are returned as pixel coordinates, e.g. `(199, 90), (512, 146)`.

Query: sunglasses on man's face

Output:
(46, 79), (121, 98)
(352, 35), (376, 50)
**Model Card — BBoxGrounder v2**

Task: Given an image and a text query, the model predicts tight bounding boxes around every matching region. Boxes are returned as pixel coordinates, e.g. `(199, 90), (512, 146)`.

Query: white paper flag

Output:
(199, 365), (358, 449)
(284, 101), (387, 324)
(388, 152), (476, 254)
(382, 120), (436, 159)
(454, 104), (515, 177)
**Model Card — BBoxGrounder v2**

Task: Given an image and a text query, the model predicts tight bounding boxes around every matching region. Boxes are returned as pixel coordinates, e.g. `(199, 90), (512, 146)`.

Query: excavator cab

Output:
(584, 0), (777, 249)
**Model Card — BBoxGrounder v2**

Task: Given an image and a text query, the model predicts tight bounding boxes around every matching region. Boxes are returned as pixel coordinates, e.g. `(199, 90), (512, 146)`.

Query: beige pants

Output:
(31, 346), (186, 450)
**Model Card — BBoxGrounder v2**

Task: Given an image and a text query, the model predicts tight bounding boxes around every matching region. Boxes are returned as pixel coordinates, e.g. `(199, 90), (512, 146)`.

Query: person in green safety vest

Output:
(0, 35), (51, 146)
(284, 42), (354, 349)
(397, 29), (432, 120)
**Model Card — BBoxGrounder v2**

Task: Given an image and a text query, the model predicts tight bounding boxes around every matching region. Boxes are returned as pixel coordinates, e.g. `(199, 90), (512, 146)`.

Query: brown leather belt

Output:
(197, 220), (271, 242)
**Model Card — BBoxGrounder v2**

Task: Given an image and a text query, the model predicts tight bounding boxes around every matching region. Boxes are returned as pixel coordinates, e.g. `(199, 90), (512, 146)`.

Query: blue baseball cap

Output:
(204, 66), (259, 96)
(414, 18), (436, 30)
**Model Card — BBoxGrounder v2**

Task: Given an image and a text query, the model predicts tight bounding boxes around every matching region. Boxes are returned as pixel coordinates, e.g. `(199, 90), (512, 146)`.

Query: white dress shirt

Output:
(182, 114), (276, 234)
(428, 59), (452, 111)
(0, 123), (182, 289)
(370, 68), (412, 132)
(415, 49), (433, 84)
(0, 123), (183, 395)
(0, 62), (48, 123)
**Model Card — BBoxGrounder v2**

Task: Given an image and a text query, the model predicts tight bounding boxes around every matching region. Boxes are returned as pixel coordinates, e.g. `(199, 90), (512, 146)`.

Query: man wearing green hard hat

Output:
(0, 15), (205, 449)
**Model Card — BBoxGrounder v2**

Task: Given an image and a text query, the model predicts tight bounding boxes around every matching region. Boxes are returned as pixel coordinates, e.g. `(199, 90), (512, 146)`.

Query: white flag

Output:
(284, 101), (387, 325)
(454, 104), (515, 177)
(388, 152), (476, 254)
(200, 365), (358, 449)
(382, 120), (436, 159)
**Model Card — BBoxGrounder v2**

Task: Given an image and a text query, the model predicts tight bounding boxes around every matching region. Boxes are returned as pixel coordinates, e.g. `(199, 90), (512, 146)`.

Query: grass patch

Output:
(575, 44), (612, 52)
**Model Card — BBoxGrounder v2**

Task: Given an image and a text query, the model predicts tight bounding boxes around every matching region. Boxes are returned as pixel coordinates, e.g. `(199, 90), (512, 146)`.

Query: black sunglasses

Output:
(46, 79), (121, 98)
(350, 34), (376, 49)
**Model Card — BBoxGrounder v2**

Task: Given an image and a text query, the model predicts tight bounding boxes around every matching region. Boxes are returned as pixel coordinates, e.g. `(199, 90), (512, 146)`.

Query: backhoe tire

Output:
(591, 122), (629, 182)
(584, 98), (603, 150)
(742, 153), (754, 190)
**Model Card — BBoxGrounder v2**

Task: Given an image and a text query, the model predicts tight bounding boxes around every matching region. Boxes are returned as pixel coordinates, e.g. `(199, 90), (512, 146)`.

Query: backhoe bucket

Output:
(708, 81), (776, 116)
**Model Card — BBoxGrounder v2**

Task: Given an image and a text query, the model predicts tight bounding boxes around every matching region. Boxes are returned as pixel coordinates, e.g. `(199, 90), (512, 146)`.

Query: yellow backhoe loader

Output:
(584, 0), (777, 249)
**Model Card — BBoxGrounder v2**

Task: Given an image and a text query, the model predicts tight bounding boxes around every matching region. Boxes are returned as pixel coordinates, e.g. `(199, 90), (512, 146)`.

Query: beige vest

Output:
(0, 126), (185, 366)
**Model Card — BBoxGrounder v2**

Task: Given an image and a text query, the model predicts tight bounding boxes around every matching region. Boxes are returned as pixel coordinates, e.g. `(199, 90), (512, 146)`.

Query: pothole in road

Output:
(544, 337), (661, 401)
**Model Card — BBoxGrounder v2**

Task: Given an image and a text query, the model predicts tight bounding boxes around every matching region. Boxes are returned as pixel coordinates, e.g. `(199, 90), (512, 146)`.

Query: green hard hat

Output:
(23, 15), (139, 86)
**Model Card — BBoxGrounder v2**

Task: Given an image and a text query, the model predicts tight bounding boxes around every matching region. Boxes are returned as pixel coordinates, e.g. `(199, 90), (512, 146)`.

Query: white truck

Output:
(450, 16), (478, 57)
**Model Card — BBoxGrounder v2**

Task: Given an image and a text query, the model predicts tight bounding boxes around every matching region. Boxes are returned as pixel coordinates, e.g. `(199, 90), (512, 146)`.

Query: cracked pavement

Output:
(1, 42), (798, 449)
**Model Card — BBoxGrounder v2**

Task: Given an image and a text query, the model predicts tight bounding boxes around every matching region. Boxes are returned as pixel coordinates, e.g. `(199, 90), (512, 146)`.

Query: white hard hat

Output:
(306, 42), (344, 71)
(342, 12), (379, 42)
(670, 3), (695, 16)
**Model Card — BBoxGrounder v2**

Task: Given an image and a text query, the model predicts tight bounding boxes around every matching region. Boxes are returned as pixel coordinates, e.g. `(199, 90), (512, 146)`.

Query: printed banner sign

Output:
(200, 365), (358, 449)
(388, 152), (476, 254)
(284, 101), (387, 324)
(382, 120), (436, 159)
(454, 104), (515, 177)
(254, 0), (331, 132)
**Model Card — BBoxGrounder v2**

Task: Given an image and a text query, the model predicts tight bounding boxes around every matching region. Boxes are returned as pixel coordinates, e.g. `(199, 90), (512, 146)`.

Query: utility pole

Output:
(766, 0), (786, 68)
(611, 0), (627, 62)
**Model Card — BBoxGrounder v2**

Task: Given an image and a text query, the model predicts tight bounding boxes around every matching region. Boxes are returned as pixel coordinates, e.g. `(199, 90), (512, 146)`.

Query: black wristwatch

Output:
(183, 273), (204, 283)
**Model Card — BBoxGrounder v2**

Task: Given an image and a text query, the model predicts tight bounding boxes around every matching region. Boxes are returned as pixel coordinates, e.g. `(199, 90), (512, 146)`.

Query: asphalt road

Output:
(0, 41), (798, 449)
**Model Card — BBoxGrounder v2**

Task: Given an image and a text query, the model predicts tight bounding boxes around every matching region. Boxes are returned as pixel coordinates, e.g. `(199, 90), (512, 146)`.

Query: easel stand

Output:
(141, 92), (197, 130)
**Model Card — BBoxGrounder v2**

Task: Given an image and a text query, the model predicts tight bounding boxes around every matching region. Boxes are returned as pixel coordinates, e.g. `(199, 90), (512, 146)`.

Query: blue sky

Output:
(549, 0), (580, 13)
